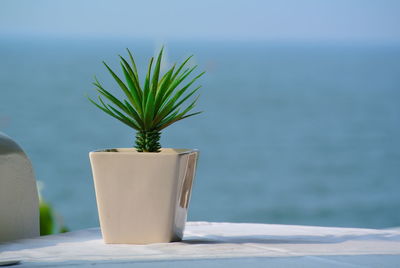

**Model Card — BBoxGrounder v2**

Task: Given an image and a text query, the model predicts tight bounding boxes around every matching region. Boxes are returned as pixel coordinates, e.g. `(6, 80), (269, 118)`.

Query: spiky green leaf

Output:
(120, 62), (142, 114)
(103, 62), (139, 109)
(119, 56), (142, 103)
(144, 91), (156, 129)
(151, 47), (163, 95)
(161, 65), (199, 104)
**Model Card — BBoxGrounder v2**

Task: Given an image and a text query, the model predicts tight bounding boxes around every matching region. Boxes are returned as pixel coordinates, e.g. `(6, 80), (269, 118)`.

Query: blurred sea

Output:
(0, 37), (399, 230)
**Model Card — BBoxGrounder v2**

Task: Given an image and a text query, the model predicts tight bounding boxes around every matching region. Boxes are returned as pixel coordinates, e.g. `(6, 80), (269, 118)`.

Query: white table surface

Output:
(1, 221), (400, 267)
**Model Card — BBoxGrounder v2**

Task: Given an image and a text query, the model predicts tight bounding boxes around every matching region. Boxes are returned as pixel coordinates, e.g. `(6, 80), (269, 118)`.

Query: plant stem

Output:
(135, 130), (161, 152)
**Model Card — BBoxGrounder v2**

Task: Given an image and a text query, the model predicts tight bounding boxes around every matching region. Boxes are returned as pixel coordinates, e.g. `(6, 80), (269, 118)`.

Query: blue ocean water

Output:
(0, 38), (399, 230)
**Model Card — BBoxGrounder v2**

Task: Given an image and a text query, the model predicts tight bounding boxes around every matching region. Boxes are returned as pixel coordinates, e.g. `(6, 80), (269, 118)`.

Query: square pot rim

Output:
(90, 148), (198, 156)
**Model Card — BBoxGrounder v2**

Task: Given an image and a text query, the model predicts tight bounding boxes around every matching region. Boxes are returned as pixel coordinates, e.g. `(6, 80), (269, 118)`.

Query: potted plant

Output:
(88, 47), (204, 244)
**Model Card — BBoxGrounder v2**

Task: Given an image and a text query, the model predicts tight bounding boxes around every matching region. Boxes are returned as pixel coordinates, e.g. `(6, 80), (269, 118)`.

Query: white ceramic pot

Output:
(0, 132), (39, 242)
(89, 148), (198, 244)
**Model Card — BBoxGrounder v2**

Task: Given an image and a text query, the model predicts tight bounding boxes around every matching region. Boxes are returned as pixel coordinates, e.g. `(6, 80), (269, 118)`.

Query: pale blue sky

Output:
(1, 0), (399, 42)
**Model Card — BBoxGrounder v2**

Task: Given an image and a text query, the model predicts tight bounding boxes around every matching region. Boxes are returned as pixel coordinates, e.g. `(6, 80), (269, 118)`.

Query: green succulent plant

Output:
(89, 47), (204, 152)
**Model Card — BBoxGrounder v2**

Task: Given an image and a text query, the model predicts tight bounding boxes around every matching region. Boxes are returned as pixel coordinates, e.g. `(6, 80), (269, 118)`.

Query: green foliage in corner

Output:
(39, 200), (54, 236)
(40, 199), (69, 236)
(89, 47), (204, 152)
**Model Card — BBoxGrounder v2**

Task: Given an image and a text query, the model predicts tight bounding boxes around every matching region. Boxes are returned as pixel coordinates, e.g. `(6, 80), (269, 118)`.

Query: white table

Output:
(1, 222), (400, 267)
